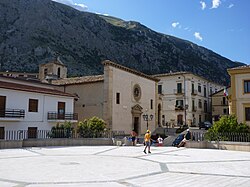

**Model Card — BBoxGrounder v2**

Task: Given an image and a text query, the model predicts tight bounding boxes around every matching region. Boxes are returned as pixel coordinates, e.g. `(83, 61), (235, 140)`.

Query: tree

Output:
(77, 116), (106, 138)
(48, 121), (73, 138)
(205, 115), (250, 141)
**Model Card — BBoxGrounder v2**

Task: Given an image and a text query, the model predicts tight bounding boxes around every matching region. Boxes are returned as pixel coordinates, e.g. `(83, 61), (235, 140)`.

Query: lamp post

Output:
(143, 113), (154, 130)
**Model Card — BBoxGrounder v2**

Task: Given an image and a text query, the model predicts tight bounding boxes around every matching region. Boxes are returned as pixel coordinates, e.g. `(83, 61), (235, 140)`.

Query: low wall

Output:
(0, 138), (113, 149)
(0, 140), (23, 149)
(186, 141), (250, 152)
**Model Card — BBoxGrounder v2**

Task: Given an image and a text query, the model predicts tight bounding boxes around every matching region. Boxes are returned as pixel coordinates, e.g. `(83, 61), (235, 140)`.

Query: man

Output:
(177, 129), (191, 148)
(143, 130), (151, 154)
(130, 129), (137, 146)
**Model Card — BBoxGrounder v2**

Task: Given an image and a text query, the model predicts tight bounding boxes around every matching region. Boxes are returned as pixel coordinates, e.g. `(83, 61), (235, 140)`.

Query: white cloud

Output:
(172, 22), (180, 28)
(211, 0), (221, 9)
(52, 0), (88, 11)
(194, 32), (203, 41)
(200, 1), (206, 10)
(228, 3), (234, 8)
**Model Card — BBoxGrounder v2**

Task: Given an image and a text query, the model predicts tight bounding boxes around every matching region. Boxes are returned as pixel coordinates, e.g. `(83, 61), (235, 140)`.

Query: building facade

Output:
(211, 87), (230, 122)
(155, 72), (223, 127)
(228, 66), (250, 126)
(53, 60), (158, 135)
(0, 77), (77, 139)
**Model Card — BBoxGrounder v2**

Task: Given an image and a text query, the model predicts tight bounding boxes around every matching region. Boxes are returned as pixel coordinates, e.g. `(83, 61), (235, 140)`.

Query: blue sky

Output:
(53, 0), (250, 64)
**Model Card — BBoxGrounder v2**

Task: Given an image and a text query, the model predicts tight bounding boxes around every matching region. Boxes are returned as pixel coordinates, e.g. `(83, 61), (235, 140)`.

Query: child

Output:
(157, 135), (163, 146)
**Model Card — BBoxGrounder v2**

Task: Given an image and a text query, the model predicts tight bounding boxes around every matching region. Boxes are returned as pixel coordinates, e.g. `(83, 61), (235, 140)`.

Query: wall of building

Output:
(64, 82), (104, 121)
(104, 65), (157, 135)
(0, 88), (74, 131)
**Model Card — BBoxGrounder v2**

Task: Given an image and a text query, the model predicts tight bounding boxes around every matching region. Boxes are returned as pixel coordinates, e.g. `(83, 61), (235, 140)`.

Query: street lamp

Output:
(143, 113), (154, 130)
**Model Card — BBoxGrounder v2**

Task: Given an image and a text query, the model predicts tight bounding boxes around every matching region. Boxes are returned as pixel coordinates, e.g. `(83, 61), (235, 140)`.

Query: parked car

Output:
(199, 121), (212, 130)
(172, 134), (184, 147)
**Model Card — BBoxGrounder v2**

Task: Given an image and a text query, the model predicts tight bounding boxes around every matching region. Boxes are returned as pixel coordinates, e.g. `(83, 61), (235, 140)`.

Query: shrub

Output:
(48, 121), (73, 138)
(77, 116), (106, 138)
(205, 115), (250, 141)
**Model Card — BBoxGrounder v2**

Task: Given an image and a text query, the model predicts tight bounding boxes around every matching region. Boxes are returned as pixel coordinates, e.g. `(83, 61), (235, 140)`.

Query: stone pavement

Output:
(0, 146), (250, 187)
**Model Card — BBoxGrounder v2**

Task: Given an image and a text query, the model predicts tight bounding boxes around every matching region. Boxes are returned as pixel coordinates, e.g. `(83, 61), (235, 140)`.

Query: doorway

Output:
(0, 127), (4, 139)
(177, 114), (183, 126)
(28, 127), (37, 139)
(133, 117), (139, 134)
(0, 96), (6, 117)
(58, 102), (65, 119)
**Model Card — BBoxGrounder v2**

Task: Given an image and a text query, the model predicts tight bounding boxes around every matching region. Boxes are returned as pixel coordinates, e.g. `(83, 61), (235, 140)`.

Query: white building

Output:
(0, 76), (77, 139)
(154, 72), (223, 127)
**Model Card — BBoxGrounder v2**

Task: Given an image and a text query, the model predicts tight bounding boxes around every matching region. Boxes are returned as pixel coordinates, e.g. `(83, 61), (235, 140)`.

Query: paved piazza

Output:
(0, 146), (250, 187)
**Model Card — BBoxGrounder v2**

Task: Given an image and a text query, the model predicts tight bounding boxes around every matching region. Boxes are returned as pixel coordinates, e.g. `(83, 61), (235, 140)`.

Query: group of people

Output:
(130, 128), (191, 153)
(130, 129), (164, 154)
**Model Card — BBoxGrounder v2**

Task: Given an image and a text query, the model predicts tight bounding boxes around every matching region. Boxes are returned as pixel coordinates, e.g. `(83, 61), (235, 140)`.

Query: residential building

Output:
(154, 72), (223, 127)
(52, 60), (159, 135)
(227, 65), (250, 126)
(211, 87), (230, 122)
(0, 76), (77, 139)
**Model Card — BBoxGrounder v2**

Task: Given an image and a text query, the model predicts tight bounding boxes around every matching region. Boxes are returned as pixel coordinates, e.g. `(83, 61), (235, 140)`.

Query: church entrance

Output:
(131, 104), (143, 135)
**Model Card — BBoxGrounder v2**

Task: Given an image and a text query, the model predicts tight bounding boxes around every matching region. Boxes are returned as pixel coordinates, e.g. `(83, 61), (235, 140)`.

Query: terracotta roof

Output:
(52, 75), (104, 85)
(0, 81), (75, 98)
(102, 60), (159, 82)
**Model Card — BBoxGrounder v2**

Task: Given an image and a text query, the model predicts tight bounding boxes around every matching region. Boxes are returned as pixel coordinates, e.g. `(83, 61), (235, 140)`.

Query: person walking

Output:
(130, 129), (137, 146)
(143, 130), (151, 154)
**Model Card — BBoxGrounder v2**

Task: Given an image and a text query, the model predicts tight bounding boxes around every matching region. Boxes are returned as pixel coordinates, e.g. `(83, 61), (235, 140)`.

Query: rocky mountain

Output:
(0, 0), (244, 85)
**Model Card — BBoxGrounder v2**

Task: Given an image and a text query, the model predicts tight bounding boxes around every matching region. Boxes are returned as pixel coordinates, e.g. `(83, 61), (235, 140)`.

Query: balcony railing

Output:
(0, 109), (25, 118)
(175, 105), (184, 110)
(174, 89), (184, 95)
(47, 112), (78, 121)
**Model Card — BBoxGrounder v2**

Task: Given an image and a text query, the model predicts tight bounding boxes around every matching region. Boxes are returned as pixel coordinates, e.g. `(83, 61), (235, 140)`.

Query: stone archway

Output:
(131, 104), (143, 135)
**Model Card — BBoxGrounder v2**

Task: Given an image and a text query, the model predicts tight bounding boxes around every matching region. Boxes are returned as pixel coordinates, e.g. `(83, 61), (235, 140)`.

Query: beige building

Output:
(52, 60), (159, 135)
(211, 87), (230, 122)
(228, 65), (250, 126)
(154, 72), (223, 127)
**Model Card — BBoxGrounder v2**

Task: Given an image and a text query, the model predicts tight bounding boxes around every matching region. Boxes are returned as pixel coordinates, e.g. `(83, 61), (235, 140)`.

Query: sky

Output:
(53, 0), (250, 64)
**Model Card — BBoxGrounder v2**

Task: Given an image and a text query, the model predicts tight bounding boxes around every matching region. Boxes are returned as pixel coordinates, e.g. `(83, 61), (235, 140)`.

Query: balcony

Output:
(175, 105), (184, 111)
(47, 112), (78, 122)
(191, 90), (198, 95)
(174, 89), (184, 95)
(0, 109), (25, 121)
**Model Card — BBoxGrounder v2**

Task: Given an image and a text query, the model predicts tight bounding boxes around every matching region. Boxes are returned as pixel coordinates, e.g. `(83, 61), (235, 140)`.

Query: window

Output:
(44, 68), (48, 76)
(116, 93), (120, 104)
(204, 86), (207, 97)
(198, 84), (201, 92)
(29, 99), (38, 112)
(222, 97), (226, 105)
(192, 83), (194, 93)
(176, 100), (183, 107)
(223, 108), (228, 114)
(198, 99), (202, 108)
(245, 107), (250, 121)
(158, 85), (162, 94)
(177, 83), (182, 93)
(210, 87), (213, 95)
(151, 99), (153, 109)
(244, 80), (250, 93)
(204, 100), (207, 113)
(57, 67), (61, 78)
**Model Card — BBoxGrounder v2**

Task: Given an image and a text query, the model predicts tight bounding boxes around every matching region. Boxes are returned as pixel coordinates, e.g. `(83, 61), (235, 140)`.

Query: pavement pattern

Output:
(0, 146), (250, 187)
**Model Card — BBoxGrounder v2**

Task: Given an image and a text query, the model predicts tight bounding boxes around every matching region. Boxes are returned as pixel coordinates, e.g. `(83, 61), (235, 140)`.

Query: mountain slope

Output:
(0, 0), (244, 85)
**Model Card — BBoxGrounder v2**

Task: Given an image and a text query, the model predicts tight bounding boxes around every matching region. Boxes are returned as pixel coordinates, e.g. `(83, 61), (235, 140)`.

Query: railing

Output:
(0, 129), (111, 140)
(174, 89), (184, 95)
(0, 109), (25, 118)
(47, 112), (78, 120)
(191, 132), (250, 142)
(175, 105), (184, 110)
